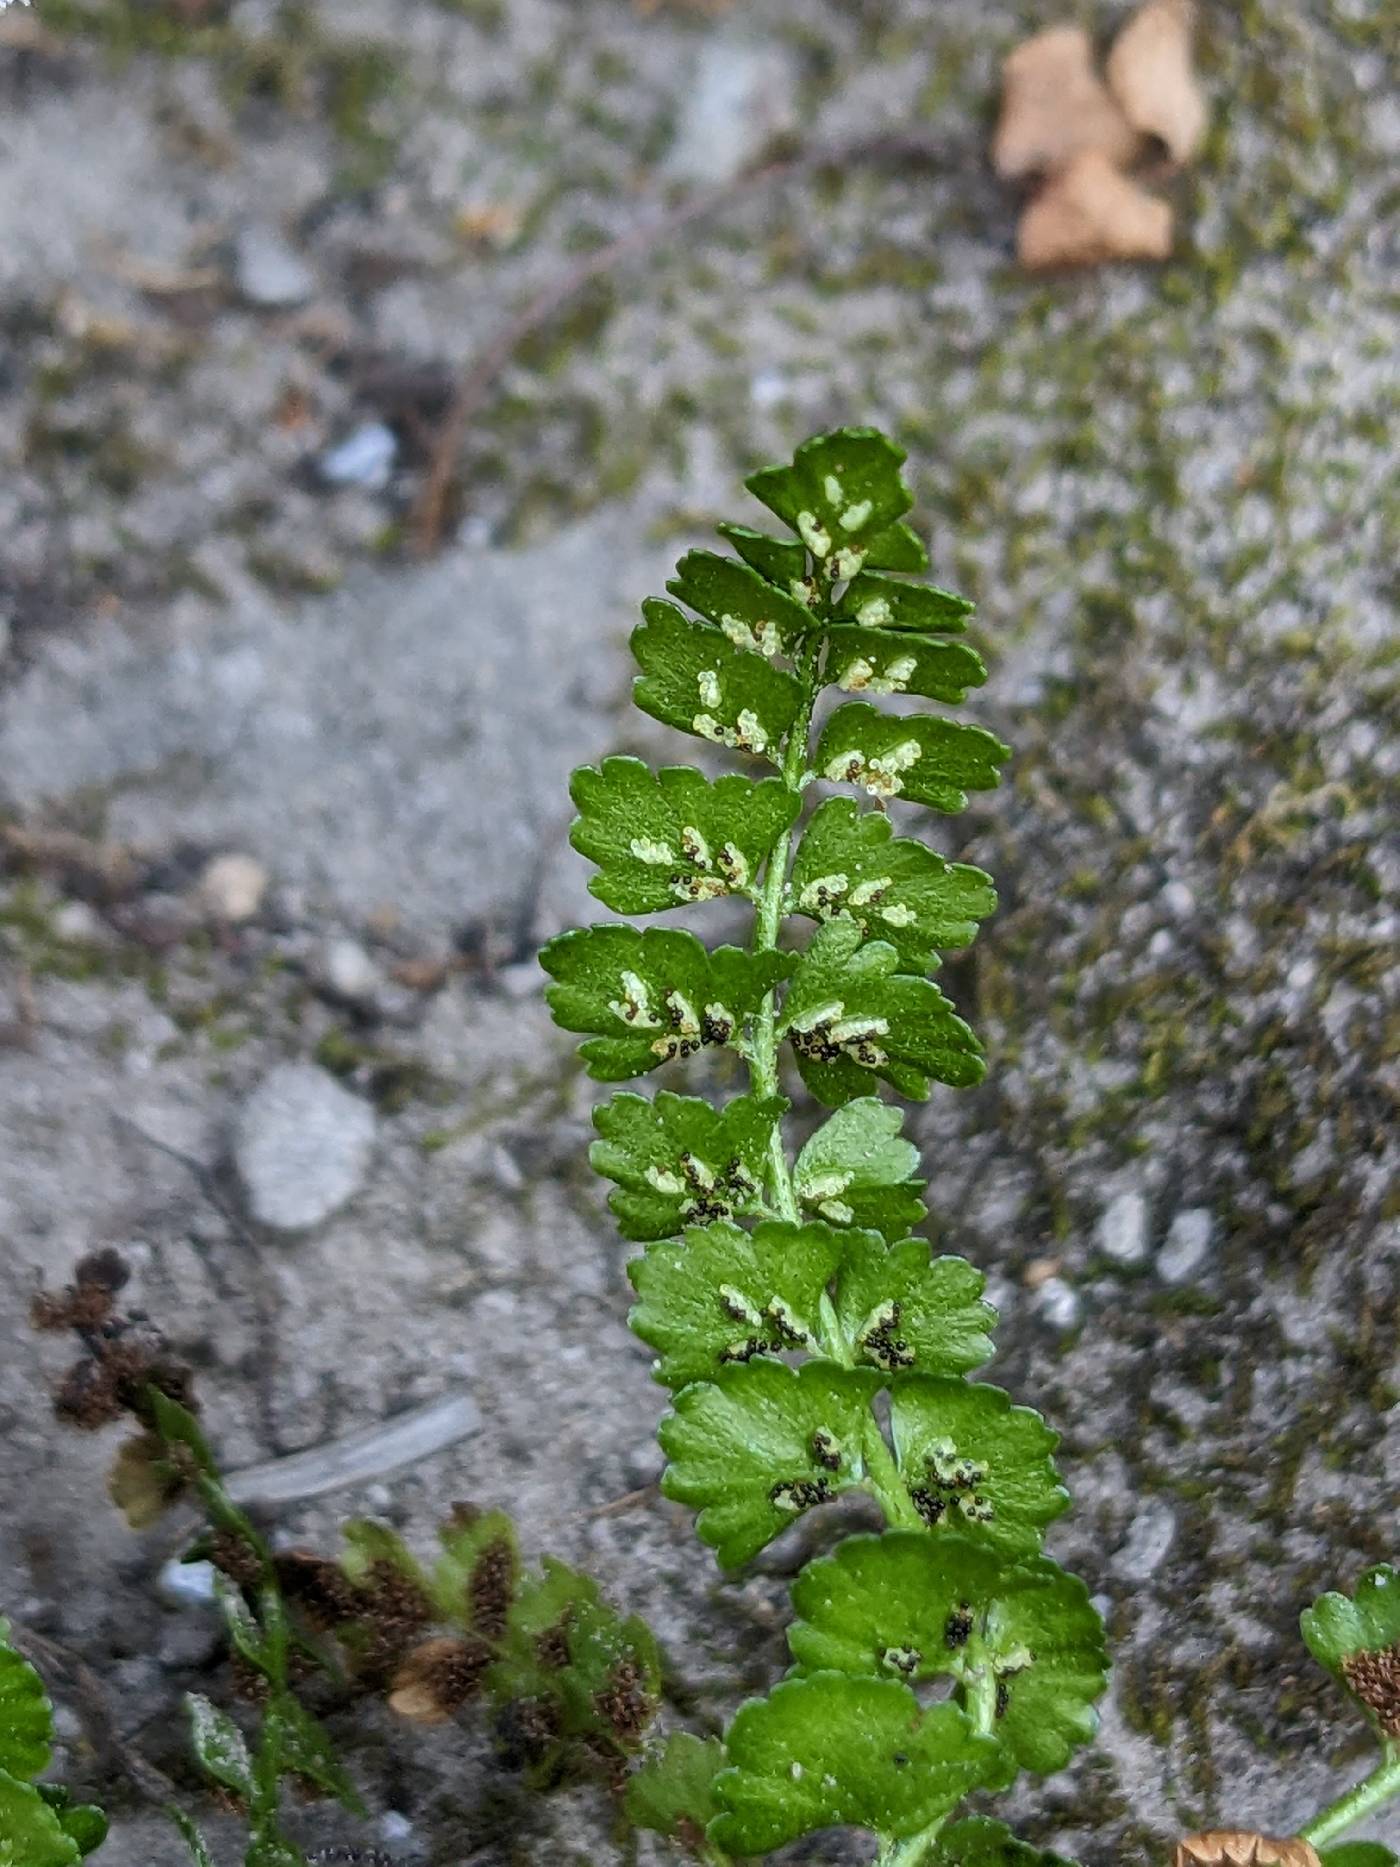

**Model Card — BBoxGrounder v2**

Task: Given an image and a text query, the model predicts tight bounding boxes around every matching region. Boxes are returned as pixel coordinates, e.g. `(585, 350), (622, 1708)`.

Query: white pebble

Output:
(157, 1558), (218, 1607)
(1097, 1189), (1150, 1267)
(1112, 1498), (1177, 1581)
(1032, 1276), (1081, 1331)
(197, 852), (268, 923)
(233, 1062), (376, 1232)
(1157, 1208), (1213, 1284)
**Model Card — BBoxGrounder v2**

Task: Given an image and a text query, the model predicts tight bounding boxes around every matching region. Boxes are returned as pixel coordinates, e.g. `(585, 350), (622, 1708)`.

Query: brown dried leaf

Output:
(1175, 1837), (1321, 1867)
(1106, 0), (1207, 167)
(993, 25), (1141, 180)
(1018, 150), (1173, 271)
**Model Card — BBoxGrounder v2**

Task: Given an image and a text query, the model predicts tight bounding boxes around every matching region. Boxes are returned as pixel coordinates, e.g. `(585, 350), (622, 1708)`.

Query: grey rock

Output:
(318, 422), (397, 491)
(233, 225), (316, 307)
(1098, 1189), (1150, 1267)
(233, 1062), (375, 1231)
(317, 936), (382, 1004)
(156, 1558), (217, 1607)
(1112, 1498), (1178, 1582)
(664, 38), (797, 185)
(1032, 1276), (1082, 1332)
(1158, 1208), (1214, 1285)
(196, 851), (268, 923)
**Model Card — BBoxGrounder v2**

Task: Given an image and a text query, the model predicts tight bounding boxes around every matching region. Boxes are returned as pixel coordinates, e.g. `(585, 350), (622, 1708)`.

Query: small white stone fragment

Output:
(233, 225), (317, 307)
(234, 1063), (376, 1232)
(197, 852), (269, 923)
(1032, 1276), (1082, 1331)
(318, 422), (397, 491)
(319, 937), (382, 1004)
(158, 1558), (218, 1607)
(1097, 1188), (1150, 1267)
(1157, 1208), (1213, 1284)
(1112, 1497), (1176, 1581)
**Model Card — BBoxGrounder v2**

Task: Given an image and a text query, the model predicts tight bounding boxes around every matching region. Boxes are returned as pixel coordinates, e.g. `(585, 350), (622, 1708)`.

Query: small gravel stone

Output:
(197, 852), (268, 923)
(234, 1062), (376, 1231)
(233, 225), (317, 307)
(53, 899), (105, 942)
(157, 1557), (217, 1607)
(318, 936), (382, 1004)
(1097, 1188), (1150, 1267)
(1112, 1497), (1177, 1581)
(1158, 1208), (1214, 1284)
(318, 422), (397, 490)
(1032, 1276), (1082, 1331)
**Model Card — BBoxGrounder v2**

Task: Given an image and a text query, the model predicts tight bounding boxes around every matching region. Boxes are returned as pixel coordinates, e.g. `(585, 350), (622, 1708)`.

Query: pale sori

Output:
(545, 428), (1400, 1866)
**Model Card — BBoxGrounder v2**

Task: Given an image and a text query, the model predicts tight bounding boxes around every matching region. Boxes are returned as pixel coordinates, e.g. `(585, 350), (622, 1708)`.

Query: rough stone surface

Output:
(0, 4), (1397, 1866)
(233, 1063), (377, 1231)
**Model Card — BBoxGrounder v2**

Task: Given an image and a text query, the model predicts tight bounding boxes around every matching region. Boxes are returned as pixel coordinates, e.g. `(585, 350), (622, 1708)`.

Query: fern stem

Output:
(861, 1414), (925, 1532)
(1298, 1742), (1400, 1848)
(748, 639), (823, 1222)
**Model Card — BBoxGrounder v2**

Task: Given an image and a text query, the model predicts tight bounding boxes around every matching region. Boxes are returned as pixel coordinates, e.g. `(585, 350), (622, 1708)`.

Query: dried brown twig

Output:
(410, 129), (975, 554)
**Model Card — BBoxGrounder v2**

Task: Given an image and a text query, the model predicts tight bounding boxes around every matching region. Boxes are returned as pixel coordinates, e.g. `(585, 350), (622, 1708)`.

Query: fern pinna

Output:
(542, 426), (1107, 1866)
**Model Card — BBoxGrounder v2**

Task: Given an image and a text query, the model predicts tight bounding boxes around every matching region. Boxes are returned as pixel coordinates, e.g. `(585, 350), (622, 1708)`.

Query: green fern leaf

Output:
(0, 1621), (53, 1781)
(625, 1730), (725, 1850)
(0, 1773), (80, 1867)
(889, 1378), (1069, 1560)
(629, 1218), (847, 1389)
(859, 523), (931, 572)
(591, 1090), (785, 1240)
(186, 1695), (253, 1799)
(35, 1790), (107, 1859)
(542, 925), (790, 1081)
(788, 1533), (1106, 1776)
(834, 568), (974, 633)
(745, 428), (914, 574)
(824, 626), (986, 705)
(429, 1506), (519, 1637)
(816, 701), (1008, 813)
(667, 549), (818, 653)
(834, 1236), (995, 1378)
(710, 1673), (998, 1855)
(1320, 1849), (1399, 1867)
(934, 1815), (1085, 1866)
(571, 758), (799, 913)
(715, 522), (808, 593)
(1301, 1565), (1400, 1736)
(263, 1693), (365, 1813)
(792, 1097), (927, 1238)
(632, 600), (802, 763)
(792, 798), (996, 974)
(779, 919), (983, 1106)
(660, 1361), (881, 1569)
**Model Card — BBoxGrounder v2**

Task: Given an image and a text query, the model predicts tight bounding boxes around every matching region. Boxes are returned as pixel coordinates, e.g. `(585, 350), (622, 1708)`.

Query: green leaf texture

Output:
(834, 569), (974, 633)
(824, 625), (986, 704)
(571, 758), (799, 913)
(592, 1090), (785, 1239)
(624, 1731), (725, 1847)
(788, 1533), (1107, 1775)
(816, 701), (1009, 812)
(934, 1816), (1084, 1867)
(1301, 1565), (1400, 1735)
(793, 1097), (927, 1238)
(745, 428), (915, 575)
(779, 920), (983, 1105)
(0, 1622), (53, 1781)
(833, 1234), (996, 1378)
(542, 925), (790, 1080)
(632, 600), (801, 762)
(791, 797), (996, 973)
(659, 1361), (880, 1569)
(629, 1219), (847, 1389)
(667, 549), (817, 654)
(890, 1377), (1069, 1560)
(711, 1673), (998, 1855)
